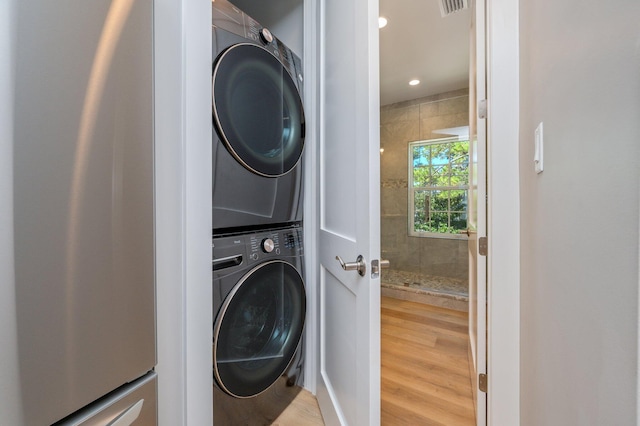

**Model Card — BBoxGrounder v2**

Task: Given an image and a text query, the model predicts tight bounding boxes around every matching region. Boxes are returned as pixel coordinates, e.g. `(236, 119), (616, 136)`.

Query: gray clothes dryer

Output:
(212, 225), (306, 423)
(212, 0), (305, 234)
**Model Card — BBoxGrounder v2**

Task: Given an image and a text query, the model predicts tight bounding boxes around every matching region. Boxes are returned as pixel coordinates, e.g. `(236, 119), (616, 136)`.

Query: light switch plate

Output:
(534, 122), (544, 173)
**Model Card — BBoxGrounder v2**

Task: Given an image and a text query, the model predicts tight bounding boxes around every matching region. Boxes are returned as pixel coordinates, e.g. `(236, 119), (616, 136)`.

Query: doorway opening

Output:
(379, 91), (475, 425)
(380, 92), (470, 310)
(378, 0), (476, 423)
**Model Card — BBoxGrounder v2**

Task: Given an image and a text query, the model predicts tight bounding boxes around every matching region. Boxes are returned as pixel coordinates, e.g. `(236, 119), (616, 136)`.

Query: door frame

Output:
(0, 0), (23, 424)
(302, 0), (320, 396)
(155, 0), (213, 424)
(468, 0), (487, 423)
(484, 0), (520, 424)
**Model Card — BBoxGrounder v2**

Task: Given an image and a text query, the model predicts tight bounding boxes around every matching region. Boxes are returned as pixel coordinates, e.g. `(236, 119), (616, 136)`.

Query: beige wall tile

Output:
(438, 95), (469, 115)
(380, 104), (419, 125)
(380, 187), (407, 216)
(419, 101), (439, 118)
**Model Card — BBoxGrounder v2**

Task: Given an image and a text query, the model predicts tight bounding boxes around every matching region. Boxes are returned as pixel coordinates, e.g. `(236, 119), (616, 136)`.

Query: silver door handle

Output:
(336, 255), (366, 277)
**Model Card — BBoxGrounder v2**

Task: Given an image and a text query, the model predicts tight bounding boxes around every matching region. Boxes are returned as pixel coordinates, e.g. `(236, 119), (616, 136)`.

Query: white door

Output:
(315, 0), (381, 424)
(468, 0), (487, 424)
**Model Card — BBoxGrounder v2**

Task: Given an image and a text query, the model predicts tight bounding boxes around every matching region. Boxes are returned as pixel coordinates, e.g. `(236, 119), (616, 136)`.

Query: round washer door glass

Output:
(212, 43), (305, 177)
(213, 260), (306, 398)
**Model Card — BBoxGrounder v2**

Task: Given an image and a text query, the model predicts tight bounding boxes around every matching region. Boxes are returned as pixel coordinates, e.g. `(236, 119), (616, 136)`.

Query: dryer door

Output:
(213, 260), (306, 398)
(212, 43), (305, 177)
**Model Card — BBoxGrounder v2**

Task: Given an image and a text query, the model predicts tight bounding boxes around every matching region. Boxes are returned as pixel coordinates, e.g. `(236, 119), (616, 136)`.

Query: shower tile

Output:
(380, 104), (419, 125)
(381, 188), (407, 216)
(438, 95), (469, 115)
(380, 146), (408, 182)
(419, 102), (439, 118)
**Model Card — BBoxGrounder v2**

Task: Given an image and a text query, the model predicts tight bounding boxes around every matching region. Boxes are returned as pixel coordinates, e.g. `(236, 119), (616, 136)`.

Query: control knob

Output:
(261, 238), (275, 253)
(259, 28), (273, 44)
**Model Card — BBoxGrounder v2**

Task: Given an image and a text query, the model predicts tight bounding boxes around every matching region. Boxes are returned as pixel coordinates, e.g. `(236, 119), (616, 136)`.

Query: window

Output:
(409, 137), (469, 238)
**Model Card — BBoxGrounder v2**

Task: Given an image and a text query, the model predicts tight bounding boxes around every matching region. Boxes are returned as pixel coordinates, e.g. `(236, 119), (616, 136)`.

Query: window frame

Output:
(408, 137), (469, 240)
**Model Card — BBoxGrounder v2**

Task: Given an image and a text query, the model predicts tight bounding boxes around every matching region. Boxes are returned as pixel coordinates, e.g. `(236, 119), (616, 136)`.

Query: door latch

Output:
(371, 259), (390, 278)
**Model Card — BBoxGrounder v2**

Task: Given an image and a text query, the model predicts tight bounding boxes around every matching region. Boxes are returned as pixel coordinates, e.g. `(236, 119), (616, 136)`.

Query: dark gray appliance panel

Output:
(211, 0), (305, 232)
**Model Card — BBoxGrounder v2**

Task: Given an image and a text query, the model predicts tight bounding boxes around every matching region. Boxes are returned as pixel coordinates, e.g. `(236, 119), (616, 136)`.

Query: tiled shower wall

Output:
(380, 89), (469, 282)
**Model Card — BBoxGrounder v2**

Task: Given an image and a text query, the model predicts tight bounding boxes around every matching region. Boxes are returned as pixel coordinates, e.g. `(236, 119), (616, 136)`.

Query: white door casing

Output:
(315, 0), (381, 424)
(155, 0), (213, 424)
(469, 0), (488, 424)
(485, 0), (520, 423)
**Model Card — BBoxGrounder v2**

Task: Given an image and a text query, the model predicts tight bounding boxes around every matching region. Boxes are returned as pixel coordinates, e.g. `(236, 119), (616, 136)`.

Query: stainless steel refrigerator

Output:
(13, 0), (156, 424)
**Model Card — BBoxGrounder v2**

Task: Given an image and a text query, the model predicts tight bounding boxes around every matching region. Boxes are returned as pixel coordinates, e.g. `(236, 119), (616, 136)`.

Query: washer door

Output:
(213, 260), (306, 398)
(212, 43), (305, 177)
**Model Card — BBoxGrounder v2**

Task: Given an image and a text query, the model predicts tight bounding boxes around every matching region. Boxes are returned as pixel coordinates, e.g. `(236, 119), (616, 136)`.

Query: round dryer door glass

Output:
(213, 260), (306, 398)
(212, 43), (305, 177)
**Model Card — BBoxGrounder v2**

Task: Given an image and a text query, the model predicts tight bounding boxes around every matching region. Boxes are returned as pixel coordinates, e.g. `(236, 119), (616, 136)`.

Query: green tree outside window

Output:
(409, 138), (469, 236)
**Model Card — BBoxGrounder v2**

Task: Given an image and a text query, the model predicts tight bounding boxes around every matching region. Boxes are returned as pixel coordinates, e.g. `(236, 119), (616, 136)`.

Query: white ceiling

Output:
(379, 0), (471, 106)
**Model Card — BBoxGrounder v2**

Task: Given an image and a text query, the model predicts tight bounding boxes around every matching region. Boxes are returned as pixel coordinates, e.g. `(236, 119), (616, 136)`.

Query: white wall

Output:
(0, 0), (23, 423)
(519, 1), (640, 424)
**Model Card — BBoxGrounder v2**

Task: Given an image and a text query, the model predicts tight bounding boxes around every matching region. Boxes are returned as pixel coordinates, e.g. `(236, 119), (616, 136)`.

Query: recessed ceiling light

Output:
(409, 79), (420, 86)
(378, 17), (388, 29)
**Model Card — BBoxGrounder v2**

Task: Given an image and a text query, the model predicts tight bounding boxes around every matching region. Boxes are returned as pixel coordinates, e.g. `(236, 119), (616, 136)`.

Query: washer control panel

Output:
(213, 226), (303, 273)
(249, 227), (302, 261)
(261, 238), (275, 253)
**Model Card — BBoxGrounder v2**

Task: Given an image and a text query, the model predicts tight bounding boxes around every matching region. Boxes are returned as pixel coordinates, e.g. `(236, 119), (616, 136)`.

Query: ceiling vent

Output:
(439, 0), (468, 17)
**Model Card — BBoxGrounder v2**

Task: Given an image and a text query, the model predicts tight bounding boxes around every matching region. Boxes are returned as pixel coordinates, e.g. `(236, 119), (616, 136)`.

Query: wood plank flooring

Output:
(271, 388), (325, 425)
(214, 377), (325, 425)
(381, 296), (475, 425)
(251, 296), (476, 425)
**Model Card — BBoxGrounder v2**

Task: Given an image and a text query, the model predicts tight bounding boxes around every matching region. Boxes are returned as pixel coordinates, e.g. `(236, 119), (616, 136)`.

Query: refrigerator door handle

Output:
(108, 400), (144, 426)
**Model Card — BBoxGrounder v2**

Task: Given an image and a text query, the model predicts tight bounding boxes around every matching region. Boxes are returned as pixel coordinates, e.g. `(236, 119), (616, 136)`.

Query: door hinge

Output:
(479, 373), (488, 393)
(478, 99), (487, 119)
(478, 236), (488, 256)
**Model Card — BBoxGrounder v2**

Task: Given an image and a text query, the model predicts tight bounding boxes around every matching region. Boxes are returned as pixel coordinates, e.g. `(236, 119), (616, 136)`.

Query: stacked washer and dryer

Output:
(211, 0), (307, 423)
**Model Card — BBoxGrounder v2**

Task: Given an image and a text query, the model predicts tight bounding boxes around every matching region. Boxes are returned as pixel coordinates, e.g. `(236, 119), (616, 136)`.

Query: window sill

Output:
(408, 232), (469, 240)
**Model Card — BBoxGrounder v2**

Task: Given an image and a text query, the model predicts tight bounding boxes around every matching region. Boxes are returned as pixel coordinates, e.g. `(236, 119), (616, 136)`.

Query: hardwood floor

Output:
(271, 388), (325, 425)
(214, 377), (324, 425)
(381, 296), (475, 425)
(258, 296), (476, 425)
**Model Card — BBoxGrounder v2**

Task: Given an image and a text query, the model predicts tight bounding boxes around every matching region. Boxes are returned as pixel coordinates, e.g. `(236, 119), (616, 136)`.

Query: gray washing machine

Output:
(212, 0), (305, 234)
(212, 225), (306, 424)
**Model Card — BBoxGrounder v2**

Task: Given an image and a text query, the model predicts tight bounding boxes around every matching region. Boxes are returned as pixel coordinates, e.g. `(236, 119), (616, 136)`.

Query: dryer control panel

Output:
(211, 0), (303, 94)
